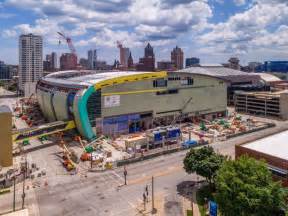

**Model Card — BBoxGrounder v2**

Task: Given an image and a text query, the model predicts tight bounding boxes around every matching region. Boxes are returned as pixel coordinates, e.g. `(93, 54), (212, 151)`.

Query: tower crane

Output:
(57, 32), (77, 56)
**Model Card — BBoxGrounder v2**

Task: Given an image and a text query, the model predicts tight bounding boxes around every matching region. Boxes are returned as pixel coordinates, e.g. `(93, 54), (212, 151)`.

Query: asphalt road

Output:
(32, 147), (219, 216)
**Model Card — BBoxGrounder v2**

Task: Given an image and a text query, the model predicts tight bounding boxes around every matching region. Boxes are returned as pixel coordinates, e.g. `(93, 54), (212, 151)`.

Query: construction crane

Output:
(170, 97), (193, 126)
(57, 32), (77, 56)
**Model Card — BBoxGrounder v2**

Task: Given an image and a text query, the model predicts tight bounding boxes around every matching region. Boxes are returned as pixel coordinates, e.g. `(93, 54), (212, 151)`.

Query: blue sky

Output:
(1, 0), (288, 65)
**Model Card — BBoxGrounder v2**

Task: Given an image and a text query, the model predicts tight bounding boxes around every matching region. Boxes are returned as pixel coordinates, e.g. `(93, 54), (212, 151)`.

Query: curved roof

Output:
(41, 68), (235, 89)
(178, 66), (261, 84)
(42, 70), (155, 87)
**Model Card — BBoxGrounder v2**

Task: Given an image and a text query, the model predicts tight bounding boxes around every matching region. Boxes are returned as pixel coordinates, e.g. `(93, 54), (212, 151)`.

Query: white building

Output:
(19, 34), (43, 94)
(88, 49), (97, 70)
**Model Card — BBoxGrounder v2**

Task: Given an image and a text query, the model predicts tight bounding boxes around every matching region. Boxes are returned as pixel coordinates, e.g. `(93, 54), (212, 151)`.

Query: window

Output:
(156, 89), (178, 95)
(181, 77), (194, 86)
(153, 79), (167, 87)
(168, 76), (181, 81)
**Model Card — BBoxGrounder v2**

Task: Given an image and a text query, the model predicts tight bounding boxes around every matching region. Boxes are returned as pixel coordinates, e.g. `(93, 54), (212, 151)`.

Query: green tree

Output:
(183, 146), (226, 187)
(215, 156), (286, 216)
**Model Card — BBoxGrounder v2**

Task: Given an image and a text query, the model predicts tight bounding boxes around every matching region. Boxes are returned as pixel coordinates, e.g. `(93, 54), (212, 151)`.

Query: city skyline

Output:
(1, 0), (288, 65)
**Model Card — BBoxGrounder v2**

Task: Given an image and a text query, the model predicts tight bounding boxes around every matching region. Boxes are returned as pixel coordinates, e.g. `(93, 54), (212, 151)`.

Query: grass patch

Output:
(196, 185), (215, 216)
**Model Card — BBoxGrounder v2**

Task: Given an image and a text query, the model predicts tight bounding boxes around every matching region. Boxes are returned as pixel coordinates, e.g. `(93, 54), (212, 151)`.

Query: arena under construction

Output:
(36, 69), (227, 140)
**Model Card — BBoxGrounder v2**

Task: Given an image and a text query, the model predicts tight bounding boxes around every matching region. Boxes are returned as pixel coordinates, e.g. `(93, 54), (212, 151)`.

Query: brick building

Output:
(235, 131), (288, 186)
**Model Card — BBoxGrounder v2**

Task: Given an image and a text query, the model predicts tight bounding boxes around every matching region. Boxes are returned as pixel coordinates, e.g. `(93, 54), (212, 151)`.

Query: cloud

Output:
(1, 29), (17, 38)
(234, 0), (246, 6)
(3, 0), (212, 48)
(75, 27), (142, 48)
(198, 1), (288, 55)
(0, 12), (15, 18)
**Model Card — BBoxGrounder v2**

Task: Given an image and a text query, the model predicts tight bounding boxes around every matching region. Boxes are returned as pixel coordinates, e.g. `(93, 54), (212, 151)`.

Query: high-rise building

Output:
(51, 52), (57, 70)
(127, 52), (134, 68)
(88, 49), (97, 70)
(43, 52), (58, 72)
(186, 57), (200, 68)
(19, 33), (43, 91)
(118, 42), (130, 68)
(0, 61), (13, 80)
(171, 46), (184, 70)
(136, 43), (155, 71)
(145, 43), (154, 58)
(60, 53), (77, 70)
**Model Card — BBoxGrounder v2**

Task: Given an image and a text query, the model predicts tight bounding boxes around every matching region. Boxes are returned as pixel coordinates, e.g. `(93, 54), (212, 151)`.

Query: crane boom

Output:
(57, 32), (77, 55)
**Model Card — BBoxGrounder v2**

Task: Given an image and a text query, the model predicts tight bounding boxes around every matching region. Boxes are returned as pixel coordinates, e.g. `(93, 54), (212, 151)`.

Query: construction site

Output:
(0, 70), (281, 216)
(1, 83), (273, 177)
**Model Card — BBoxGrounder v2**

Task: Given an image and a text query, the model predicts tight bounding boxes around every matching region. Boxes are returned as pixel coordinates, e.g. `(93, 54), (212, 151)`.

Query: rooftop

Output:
(243, 130), (288, 160)
(235, 90), (288, 97)
(251, 73), (281, 83)
(178, 66), (261, 84)
(43, 70), (152, 87)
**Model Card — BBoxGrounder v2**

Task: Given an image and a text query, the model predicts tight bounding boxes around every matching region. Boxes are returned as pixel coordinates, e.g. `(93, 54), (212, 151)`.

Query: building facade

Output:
(60, 53), (77, 70)
(79, 58), (89, 69)
(43, 53), (57, 72)
(36, 70), (227, 140)
(236, 131), (288, 187)
(127, 52), (134, 68)
(186, 57), (200, 68)
(19, 34), (43, 91)
(264, 61), (288, 73)
(234, 90), (288, 120)
(171, 46), (184, 70)
(88, 49), (97, 70)
(117, 43), (130, 68)
(0, 61), (13, 80)
(157, 61), (175, 71)
(51, 52), (57, 70)
(136, 43), (155, 71)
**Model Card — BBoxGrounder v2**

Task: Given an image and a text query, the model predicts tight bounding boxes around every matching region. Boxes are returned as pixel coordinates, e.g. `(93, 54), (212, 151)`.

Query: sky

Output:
(1, 0), (288, 65)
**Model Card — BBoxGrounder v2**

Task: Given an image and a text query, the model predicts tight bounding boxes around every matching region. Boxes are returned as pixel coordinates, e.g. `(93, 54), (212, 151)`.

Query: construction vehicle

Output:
(80, 152), (91, 161)
(22, 139), (30, 146)
(61, 143), (77, 171)
(74, 135), (94, 161)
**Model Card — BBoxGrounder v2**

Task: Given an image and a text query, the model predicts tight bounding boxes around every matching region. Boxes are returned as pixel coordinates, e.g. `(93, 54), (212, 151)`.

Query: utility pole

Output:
(13, 175), (16, 211)
(151, 176), (157, 214)
(124, 166), (127, 185)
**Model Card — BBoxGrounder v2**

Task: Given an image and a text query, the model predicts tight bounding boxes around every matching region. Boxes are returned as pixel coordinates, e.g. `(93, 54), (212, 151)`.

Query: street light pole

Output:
(124, 166), (127, 185)
(151, 176), (157, 214)
(21, 160), (27, 209)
